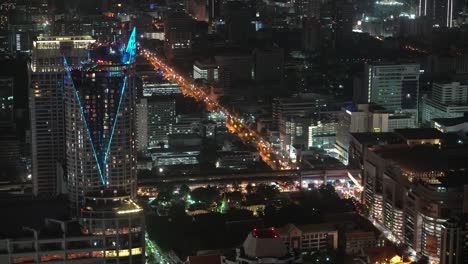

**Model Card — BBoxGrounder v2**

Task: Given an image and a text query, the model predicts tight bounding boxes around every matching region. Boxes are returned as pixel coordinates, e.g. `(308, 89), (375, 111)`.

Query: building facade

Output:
(359, 63), (420, 113)
(30, 35), (95, 196)
(422, 82), (468, 124)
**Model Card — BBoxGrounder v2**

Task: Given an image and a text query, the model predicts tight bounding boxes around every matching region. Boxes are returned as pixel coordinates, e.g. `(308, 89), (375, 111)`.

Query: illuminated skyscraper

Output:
(64, 28), (145, 263)
(30, 35), (95, 196)
(64, 28), (138, 210)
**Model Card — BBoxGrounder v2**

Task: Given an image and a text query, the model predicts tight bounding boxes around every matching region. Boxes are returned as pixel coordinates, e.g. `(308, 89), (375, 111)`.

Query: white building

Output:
(30, 35), (95, 196)
(223, 228), (302, 264)
(422, 82), (468, 124)
(335, 104), (416, 164)
(359, 63), (420, 113)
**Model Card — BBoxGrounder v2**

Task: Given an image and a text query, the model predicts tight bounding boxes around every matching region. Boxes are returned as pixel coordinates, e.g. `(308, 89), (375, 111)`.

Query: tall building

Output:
(64, 29), (137, 211)
(358, 63), (420, 114)
(164, 12), (193, 60)
(422, 81), (468, 124)
(65, 28), (145, 264)
(147, 97), (176, 147)
(136, 98), (148, 151)
(30, 35), (95, 196)
(418, 0), (454, 27)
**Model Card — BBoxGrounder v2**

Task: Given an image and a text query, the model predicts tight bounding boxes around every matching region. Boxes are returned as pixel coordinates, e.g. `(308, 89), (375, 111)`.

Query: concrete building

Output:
(147, 97), (176, 147)
(216, 151), (260, 170)
(164, 12), (193, 60)
(30, 35), (95, 196)
(422, 82), (468, 124)
(357, 63), (420, 114)
(136, 98), (148, 151)
(64, 39), (137, 212)
(193, 59), (219, 82)
(277, 223), (338, 253)
(335, 104), (417, 164)
(361, 142), (468, 263)
(0, 216), (144, 264)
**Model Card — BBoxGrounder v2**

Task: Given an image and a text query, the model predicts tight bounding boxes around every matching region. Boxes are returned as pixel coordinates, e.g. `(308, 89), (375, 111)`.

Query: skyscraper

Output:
(30, 35), (95, 196)
(359, 63), (420, 113)
(64, 28), (145, 263)
(64, 28), (137, 211)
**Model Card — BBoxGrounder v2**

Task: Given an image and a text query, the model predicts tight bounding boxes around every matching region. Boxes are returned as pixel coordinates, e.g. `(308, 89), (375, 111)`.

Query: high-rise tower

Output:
(64, 28), (138, 211)
(64, 28), (145, 264)
(30, 35), (95, 196)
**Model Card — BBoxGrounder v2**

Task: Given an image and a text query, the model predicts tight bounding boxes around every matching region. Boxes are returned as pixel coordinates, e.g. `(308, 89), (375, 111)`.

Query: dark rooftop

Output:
(374, 145), (468, 172)
(350, 132), (405, 146)
(433, 116), (468, 127)
(394, 128), (443, 140)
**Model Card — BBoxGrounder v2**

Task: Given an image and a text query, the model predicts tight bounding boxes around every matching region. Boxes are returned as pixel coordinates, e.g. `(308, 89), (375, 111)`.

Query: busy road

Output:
(141, 49), (293, 171)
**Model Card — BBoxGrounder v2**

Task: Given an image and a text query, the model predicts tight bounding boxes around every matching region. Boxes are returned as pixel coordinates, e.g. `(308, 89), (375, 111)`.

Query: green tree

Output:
(179, 184), (190, 198)
(190, 186), (220, 206)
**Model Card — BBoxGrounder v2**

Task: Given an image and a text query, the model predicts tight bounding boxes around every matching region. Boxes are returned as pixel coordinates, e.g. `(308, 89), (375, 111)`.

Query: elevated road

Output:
(138, 168), (361, 186)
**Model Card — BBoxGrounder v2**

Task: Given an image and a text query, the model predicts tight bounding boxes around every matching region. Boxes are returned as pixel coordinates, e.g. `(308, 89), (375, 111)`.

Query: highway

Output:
(141, 48), (292, 171)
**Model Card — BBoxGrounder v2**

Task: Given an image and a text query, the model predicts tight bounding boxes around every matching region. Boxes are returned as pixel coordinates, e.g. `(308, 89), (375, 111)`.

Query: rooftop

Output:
(433, 116), (468, 127)
(374, 145), (468, 173)
(242, 228), (287, 258)
(394, 128), (443, 140)
(350, 132), (405, 146)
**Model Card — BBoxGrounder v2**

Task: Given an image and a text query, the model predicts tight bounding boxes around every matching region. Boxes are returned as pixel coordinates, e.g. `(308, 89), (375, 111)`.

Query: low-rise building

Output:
(223, 228), (302, 264)
(276, 223), (338, 253)
(216, 151), (260, 170)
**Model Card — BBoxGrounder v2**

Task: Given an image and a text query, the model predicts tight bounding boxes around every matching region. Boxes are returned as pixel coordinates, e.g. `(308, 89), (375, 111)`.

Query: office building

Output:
(216, 151), (260, 170)
(272, 94), (330, 128)
(64, 29), (137, 211)
(358, 63), (420, 113)
(335, 104), (417, 164)
(308, 119), (337, 151)
(164, 12), (193, 60)
(136, 98), (148, 151)
(422, 82), (468, 124)
(147, 97), (176, 147)
(30, 35), (95, 196)
(150, 148), (200, 166)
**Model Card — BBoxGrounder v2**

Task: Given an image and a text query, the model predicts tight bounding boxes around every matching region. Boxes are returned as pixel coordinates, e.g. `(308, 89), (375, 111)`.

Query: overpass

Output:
(138, 168), (361, 187)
